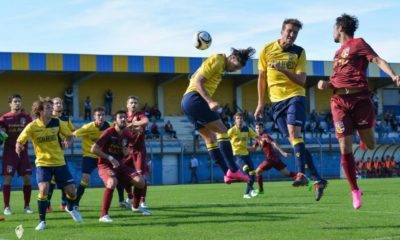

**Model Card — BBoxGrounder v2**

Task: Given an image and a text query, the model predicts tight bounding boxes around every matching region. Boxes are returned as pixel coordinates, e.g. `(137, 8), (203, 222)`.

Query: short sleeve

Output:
(249, 128), (258, 138)
(258, 46), (268, 71)
(59, 120), (73, 137)
(357, 38), (378, 62)
(17, 123), (32, 144)
(295, 50), (307, 74)
(227, 127), (234, 138)
(74, 123), (91, 137)
(68, 119), (75, 131)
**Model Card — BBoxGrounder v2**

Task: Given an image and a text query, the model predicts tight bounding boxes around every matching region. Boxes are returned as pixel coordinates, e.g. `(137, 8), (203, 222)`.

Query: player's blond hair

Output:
(32, 96), (53, 117)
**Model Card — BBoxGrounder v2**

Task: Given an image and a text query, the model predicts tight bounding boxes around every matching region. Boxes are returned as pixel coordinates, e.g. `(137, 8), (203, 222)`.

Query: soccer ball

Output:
(194, 31), (212, 50)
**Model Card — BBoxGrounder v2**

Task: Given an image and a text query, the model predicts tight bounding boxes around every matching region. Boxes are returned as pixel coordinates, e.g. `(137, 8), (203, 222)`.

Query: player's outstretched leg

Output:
(36, 193), (48, 231)
(304, 150), (328, 201)
(242, 156), (257, 198)
(100, 188), (115, 223)
(206, 142), (229, 182)
(2, 176), (12, 215)
(200, 127), (242, 184)
(75, 180), (88, 207)
(291, 137), (309, 187)
(60, 190), (67, 211)
(140, 183), (148, 209)
(22, 175), (33, 214)
(46, 179), (56, 213)
(339, 132), (372, 209)
(64, 184), (82, 223)
(116, 183), (129, 208)
(130, 175), (151, 216)
(254, 162), (270, 194)
(216, 133), (249, 183)
(99, 176), (117, 223)
(255, 174), (264, 194)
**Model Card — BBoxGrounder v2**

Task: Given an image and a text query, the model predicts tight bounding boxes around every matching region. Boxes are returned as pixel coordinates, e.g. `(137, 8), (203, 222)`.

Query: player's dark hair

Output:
(335, 14), (358, 37)
(127, 95), (139, 102)
(32, 96), (53, 117)
(93, 106), (105, 114)
(255, 122), (264, 128)
(231, 47), (256, 66)
(114, 110), (126, 119)
(282, 18), (303, 31)
(8, 94), (22, 103)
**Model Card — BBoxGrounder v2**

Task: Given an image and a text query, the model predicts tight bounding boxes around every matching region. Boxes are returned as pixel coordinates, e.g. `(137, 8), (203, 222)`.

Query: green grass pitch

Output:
(0, 178), (399, 240)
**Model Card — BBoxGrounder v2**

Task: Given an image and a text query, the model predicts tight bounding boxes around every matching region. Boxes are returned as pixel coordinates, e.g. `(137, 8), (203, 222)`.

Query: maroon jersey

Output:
(95, 127), (133, 167)
(330, 38), (378, 89)
(127, 111), (147, 152)
(255, 132), (277, 160)
(0, 111), (32, 160)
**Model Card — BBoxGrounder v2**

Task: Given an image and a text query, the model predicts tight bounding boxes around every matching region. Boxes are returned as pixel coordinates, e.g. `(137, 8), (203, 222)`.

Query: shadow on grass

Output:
(322, 225), (400, 230)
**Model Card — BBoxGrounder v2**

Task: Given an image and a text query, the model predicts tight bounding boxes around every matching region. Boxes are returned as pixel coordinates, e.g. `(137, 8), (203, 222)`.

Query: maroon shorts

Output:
(98, 164), (140, 186)
(331, 92), (375, 138)
(123, 150), (149, 175)
(2, 149), (31, 176)
(257, 157), (286, 172)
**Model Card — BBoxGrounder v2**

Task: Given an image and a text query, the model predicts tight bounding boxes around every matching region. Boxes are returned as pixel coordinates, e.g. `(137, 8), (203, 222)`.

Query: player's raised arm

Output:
(271, 140), (290, 158)
(129, 115), (149, 128)
(73, 123), (90, 138)
(372, 57), (400, 86)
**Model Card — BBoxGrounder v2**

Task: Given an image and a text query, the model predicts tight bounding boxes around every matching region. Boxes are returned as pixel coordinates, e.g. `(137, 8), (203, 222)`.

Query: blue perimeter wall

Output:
(0, 150), (341, 188)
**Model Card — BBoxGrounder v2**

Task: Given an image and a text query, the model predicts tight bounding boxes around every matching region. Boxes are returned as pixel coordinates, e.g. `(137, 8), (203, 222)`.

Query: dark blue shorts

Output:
(181, 92), (220, 130)
(81, 156), (98, 174)
(36, 165), (75, 189)
(270, 96), (306, 137)
(235, 155), (254, 170)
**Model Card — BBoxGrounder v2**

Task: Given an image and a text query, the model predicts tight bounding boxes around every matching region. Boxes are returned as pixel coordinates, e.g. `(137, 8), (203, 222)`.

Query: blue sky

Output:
(0, 0), (399, 62)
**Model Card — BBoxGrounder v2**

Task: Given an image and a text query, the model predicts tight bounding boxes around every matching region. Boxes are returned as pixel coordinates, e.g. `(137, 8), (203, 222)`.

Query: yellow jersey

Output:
(17, 118), (73, 167)
(184, 54), (226, 97)
(74, 121), (110, 158)
(258, 40), (307, 103)
(227, 125), (257, 156)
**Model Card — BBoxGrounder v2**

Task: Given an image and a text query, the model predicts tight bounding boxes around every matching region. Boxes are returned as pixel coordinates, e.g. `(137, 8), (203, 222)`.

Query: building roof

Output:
(0, 52), (398, 78)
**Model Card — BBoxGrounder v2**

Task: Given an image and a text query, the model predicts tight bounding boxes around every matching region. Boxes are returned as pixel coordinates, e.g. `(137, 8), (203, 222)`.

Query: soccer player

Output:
(124, 96), (151, 213)
(227, 112), (258, 198)
(46, 97), (76, 211)
(0, 94), (33, 215)
(91, 110), (146, 223)
(73, 107), (110, 207)
(254, 18), (328, 201)
(16, 97), (82, 231)
(250, 122), (297, 194)
(115, 96), (150, 212)
(317, 14), (400, 209)
(181, 47), (255, 183)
